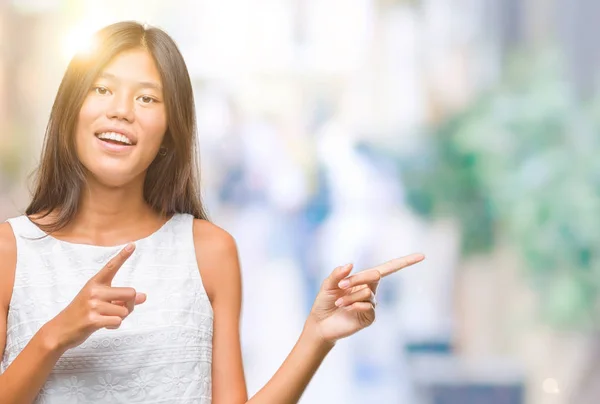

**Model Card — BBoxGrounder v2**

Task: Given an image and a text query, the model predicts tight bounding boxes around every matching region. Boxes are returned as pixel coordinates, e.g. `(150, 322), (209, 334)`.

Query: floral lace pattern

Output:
(1, 214), (213, 403)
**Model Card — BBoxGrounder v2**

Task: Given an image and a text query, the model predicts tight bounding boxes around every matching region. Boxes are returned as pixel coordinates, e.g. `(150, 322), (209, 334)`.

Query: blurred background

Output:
(1, 0), (599, 403)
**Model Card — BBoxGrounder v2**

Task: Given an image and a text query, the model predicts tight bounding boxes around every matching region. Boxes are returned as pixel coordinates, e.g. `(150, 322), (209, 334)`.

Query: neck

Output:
(53, 174), (164, 245)
(77, 185), (153, 231)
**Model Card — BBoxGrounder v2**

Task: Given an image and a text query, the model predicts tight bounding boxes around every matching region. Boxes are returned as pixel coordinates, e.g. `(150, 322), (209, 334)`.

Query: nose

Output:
(106, 92), (134, 122)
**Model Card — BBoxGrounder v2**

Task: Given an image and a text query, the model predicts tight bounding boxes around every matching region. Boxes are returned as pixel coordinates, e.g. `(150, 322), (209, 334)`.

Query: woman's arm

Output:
(245, 319), (333, 404)
(194, 219), (424, 404)
(246, 260), (414, 404)
(0, 223), (67, 404)
(194, 220), (330, 404)
(0, 326), (67, 404)
(0, 223), (145, 404)
(194, 220), (248, 403)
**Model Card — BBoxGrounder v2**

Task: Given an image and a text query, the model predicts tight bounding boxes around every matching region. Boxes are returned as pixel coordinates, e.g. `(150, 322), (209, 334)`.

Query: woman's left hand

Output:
(306, 253), (425, 344)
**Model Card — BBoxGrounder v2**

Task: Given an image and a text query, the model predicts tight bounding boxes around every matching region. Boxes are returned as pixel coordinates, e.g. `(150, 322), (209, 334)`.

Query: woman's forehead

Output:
(98, 49), (163, 90)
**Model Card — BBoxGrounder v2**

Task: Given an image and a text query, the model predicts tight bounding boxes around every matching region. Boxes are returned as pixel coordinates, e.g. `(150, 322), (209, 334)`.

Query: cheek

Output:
(79, 95), (102, 124)
(139, 109), (168, 150)
(78, 98), (95, 122)
(75, 99), (99, 143)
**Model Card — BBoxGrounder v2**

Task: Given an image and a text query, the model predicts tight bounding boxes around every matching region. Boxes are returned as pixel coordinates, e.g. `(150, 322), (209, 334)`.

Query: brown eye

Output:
(93, 86), (109, 95)
(139, 95), (156, 104)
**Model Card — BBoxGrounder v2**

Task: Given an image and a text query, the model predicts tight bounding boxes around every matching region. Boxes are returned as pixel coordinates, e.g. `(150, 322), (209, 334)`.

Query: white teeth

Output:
(96, 132), (133, 145)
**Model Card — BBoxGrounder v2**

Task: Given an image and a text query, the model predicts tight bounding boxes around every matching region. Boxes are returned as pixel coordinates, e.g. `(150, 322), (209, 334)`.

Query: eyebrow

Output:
(98, 72), (163, 91)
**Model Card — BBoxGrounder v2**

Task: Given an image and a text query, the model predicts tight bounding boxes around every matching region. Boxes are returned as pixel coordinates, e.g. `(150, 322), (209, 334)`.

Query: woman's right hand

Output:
(43, 243), (146, 352)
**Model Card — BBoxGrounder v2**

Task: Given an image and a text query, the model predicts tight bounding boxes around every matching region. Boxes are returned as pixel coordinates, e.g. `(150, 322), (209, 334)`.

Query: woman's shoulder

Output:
(191, 219), (240, 302)
(0, 221), (16, 261)
(0, 221), (17, 309)
(191, 218), (237, 254)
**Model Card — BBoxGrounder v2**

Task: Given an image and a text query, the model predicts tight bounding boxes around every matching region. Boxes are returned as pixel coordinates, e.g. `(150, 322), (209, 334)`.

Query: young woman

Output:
(0, 21), (424, 403)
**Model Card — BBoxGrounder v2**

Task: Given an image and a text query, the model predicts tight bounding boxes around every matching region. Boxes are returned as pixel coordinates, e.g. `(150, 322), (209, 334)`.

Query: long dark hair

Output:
(26, 21), (209, 232)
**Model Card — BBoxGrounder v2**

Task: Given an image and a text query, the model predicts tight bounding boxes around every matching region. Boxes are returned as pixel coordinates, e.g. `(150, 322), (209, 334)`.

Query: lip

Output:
(94, 127), (138, 145)
(95, 136), (136, 154)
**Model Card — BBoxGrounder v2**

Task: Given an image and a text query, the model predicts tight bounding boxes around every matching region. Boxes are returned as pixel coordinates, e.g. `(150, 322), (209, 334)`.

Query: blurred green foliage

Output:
(402, 51), (600, 330)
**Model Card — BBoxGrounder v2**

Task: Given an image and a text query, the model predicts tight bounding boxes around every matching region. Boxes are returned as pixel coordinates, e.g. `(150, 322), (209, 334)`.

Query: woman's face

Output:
(75, 48), (167, 187)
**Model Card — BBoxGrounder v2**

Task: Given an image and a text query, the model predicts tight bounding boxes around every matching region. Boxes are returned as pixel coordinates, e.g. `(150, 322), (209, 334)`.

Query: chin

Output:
(84, 163), (145, 189)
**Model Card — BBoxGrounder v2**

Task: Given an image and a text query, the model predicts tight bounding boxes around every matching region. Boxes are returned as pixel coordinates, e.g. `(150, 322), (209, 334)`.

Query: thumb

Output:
(322, 264), (353, 292)
(113, 293), (147, 307)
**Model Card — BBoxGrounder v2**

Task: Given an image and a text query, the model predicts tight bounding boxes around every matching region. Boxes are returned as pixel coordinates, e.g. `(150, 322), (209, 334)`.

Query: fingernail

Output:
(335, 298), (344, 307)
(125, 243), (134, 252)
(338, 280), (350, 289)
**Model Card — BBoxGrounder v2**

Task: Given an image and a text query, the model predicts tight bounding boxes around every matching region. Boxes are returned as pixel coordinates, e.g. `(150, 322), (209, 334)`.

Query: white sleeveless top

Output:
(1, 213), (213, 403)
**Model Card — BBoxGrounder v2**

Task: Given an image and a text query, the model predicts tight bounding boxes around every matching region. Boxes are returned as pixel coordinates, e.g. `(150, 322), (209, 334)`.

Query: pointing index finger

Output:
(93, 243), (136, 284)
(370, 253), (425, 278)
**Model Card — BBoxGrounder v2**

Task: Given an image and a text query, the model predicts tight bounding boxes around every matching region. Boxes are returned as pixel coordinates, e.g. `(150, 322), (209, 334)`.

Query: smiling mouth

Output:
(95, 131), (135, 146)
